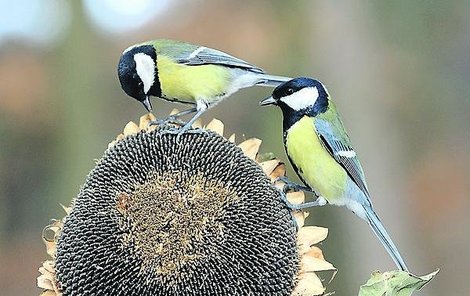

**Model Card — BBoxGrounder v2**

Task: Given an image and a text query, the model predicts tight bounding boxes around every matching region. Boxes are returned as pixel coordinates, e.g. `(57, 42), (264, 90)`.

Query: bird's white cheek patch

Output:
(280, 87), (319, 110)
(134, 53), (155, 93)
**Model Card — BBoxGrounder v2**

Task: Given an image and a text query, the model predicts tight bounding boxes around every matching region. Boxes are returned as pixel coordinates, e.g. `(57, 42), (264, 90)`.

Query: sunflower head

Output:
(38, 114), (335, 296)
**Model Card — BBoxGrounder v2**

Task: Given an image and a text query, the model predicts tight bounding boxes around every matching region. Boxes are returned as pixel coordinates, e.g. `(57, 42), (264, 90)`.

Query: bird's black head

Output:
(117, 44), (161, 111)
(260, 77), (330, 130)
(263, 77), (329, 114)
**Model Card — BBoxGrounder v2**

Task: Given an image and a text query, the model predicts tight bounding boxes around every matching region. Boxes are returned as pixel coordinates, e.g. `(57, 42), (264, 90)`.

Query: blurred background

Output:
(0, 0), (469, 294)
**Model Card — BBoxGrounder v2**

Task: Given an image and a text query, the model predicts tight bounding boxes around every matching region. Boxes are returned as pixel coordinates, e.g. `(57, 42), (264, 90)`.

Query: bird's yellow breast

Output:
(286, 116), (347, 202)
(157, 56), (232, 103)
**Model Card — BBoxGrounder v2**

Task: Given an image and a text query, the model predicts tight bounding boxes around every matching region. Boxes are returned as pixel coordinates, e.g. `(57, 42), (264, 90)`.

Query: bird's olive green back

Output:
(315, 101), (370, 196)
(149, 39), (200, 61)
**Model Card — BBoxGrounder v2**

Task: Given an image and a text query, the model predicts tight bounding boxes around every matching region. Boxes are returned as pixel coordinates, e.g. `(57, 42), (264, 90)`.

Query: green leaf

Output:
(257, 152), (276, 162)
(358, 269), (439, 296)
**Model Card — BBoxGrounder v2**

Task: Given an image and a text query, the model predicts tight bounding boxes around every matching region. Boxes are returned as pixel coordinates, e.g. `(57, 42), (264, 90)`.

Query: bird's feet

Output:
(159, 123), (210, 142)
(275, 176), (314, 194)
(277, 189), (326, 231)
(274, 176), (327, 218)
(278, 189), (327, 211)
(175, 125), (210, 141)
(147, 116), (186, 128)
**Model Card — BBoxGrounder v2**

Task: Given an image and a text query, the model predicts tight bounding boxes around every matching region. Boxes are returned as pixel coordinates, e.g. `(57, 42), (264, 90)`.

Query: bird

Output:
(260, 77), (409, 272)
(117, 39), (291, 133)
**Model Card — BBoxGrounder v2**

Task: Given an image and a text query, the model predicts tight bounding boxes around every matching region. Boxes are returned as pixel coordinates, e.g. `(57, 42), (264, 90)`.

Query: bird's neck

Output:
(282, 98), (329, 129)
(282, 108), (304, 132)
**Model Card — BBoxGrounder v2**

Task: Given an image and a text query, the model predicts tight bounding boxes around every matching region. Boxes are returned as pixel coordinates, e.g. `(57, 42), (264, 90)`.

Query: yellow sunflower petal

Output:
(259, 159), (281, 176)
(301, 256), (336, 272)
(123, 121), (140, 136)
(205, 119), (224, 136)
(269, 162), (286, 180)
(293, 211), (306, 228)
(305, 246), (325, 260)
(40, 291), (58, 296)
(298, 226), (328, 246)
(286, 191), (305, 204)
(139, 113), (156, 129)
(238, 138), (262, 160)
(192, 118), (203, 129)
(292, 272), (325, 296)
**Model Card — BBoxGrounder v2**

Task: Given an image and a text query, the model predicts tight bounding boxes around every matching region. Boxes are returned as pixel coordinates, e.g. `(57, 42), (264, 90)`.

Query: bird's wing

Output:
(314, 117), (370, 196)
(175, 45), (264, 73)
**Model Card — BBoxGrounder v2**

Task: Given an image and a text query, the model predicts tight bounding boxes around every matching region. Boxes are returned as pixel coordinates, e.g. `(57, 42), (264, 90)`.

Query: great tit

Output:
(260, 77), (409, 272)
(118, 39), (291, 132)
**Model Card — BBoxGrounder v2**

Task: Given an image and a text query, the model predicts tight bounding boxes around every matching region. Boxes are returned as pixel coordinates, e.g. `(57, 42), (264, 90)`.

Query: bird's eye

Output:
(287, 88), (294, 95)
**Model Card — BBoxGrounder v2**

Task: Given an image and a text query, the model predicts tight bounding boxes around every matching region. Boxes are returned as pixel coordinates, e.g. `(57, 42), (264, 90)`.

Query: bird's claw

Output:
(161, 115), (187, 126)
(159, 125), (210, 142)
(277, 189), (305, 230)
(183, 128), (209, 135)
(274, 176), (312, 193)
(147, 120), (160, 127)
(278, 188), (327, 210)
(147, 116), (187, 128)
(159, 127), (182, 135)
(175, 127), (209, 141)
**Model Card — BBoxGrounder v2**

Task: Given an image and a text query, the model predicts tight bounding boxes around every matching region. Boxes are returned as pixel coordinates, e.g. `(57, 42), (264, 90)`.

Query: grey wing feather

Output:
(314, 118), (370, 196)
(177, 46), (264, 73)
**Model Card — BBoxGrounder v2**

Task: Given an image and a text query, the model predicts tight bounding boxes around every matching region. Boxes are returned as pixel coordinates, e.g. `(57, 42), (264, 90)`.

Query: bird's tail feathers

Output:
(255, 74), (292, 87)
(364, 206), (409, 272)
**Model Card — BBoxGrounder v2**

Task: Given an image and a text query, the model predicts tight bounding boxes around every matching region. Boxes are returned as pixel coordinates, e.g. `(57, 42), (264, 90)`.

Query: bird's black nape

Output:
(117, 45), (162, 104)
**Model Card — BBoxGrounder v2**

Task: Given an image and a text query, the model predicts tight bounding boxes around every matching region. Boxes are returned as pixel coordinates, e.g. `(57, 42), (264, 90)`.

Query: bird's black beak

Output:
(259, 96), (276, 106)
(141, 96), (152, 112)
